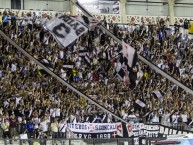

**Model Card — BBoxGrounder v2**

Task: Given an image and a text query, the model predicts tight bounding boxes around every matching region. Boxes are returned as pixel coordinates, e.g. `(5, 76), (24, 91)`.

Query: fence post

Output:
(93, 138), (95, 145)
(117, 138), (119, 145)
(69, 139), (71, 145)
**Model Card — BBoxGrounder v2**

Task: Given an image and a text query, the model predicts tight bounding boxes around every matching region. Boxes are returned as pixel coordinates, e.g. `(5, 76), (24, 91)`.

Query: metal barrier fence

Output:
(0, 138), (134, 145)
(161, 122), (192, 131)
(0, 137), (171, 145)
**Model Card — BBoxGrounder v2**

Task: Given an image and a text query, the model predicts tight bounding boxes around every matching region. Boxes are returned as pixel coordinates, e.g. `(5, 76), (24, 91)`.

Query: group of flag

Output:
(113, 41), (143, 89)
(38, 14), (169, 118)
(42, 14), (144, 90)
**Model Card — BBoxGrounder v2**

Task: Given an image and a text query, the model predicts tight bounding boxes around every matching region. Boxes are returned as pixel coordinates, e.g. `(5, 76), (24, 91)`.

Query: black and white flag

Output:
(63, 62), (75, 70)
(121, 40), (136, 68)
(38, 59), (54, 75)
(79, 49), (88, 57)
(152, 90), (164, 103)
(44, 15), (88, 47)
(84, 54), (92, 66)
(113, 67), (125, 81)
(135, 99), (146, 108)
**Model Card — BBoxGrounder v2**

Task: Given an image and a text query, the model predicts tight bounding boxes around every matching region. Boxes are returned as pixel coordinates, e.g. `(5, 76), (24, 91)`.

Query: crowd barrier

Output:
(0, 122), (190, 145)
(0, 138), (135, 145)
(64, 122), (193, 145)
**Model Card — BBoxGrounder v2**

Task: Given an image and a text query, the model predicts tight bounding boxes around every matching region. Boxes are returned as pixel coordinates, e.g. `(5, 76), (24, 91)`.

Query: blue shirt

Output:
(2, 15), (8, 23)
(26, 122), (34, 133)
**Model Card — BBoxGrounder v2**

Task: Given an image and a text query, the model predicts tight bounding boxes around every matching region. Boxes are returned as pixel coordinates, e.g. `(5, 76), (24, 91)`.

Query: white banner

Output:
(67, 123), (117, 133)
(44, 15), (88, 47)
(77, 0), (120, 14)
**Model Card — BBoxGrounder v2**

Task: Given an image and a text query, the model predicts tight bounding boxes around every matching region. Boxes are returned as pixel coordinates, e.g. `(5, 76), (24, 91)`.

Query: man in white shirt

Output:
(40, 117), (50, 135)
(151, 111), (160, 123)
(161, 110), (171, 125)
(181, 111), (188, 125)
(59, 117), (67, 138)
(172, 112), (180, 126)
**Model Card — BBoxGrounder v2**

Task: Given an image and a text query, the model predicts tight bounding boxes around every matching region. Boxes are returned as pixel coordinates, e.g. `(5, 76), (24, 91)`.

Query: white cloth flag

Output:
(44, 15), (88, 47)
(152, 90), (164, 102)
(135, 99), (146, 108)
(121, 40), (136, 68)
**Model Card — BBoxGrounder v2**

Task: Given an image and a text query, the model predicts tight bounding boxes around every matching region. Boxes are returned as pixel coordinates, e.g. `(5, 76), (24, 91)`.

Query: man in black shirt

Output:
(184, 19), (189, 36)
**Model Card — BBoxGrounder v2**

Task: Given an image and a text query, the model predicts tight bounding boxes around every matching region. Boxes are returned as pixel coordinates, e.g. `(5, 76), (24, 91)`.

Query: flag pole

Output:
(73, 0), (193, 96)
(0, 30), (127, 124)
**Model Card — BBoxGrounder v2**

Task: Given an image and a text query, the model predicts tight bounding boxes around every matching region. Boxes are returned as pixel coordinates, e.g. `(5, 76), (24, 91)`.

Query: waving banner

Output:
(44, 15), (88, 47)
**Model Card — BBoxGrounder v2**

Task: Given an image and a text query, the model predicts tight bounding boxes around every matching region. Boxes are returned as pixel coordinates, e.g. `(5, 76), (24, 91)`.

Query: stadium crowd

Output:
(0, 9), (193, 143)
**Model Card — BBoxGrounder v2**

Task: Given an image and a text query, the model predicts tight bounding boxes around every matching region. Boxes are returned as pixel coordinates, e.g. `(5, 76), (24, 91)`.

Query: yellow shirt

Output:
(1, 121), (9, 131)
(33, 142), (40, 145)
(72, 69), (77, 77)
(51, 122), (58, 132)
(189, 22), (193, 34)
(144, 71), (149, 80)
(0, 16), (2, 24)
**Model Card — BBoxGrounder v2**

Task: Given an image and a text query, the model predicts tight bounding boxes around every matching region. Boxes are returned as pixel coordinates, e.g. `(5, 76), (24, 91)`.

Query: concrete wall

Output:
(0, 0), (193, 17)
(174, 4), (193, 17)
(126, 0), (193, 17)
(0, 0), (70, 12)
(126, 2), (168, 16)
(0, 0), (11, 9)
(23, 0), (70, 12)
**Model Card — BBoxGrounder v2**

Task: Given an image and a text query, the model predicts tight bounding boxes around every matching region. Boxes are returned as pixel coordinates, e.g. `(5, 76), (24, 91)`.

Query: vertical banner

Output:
(126, 123), (134, 137)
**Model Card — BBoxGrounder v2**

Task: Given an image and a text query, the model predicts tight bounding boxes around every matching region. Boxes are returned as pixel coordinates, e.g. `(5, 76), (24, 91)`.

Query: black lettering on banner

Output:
(52, 23), (70, 38)
(58, 15), (72, 23)
(83, 134), (87, 138)
(75, 124), (78, 129)
(58, 15), (86, 36)
(79, 134), (82, 138)
(71, 22), (80, 30)
(59, 15), (79, 30)
(76, 27), (85, 36)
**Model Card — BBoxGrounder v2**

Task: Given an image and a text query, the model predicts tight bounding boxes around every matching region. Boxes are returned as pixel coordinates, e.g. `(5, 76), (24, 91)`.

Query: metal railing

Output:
(0, 137), (171, 145)
(0, 138), (134, 145)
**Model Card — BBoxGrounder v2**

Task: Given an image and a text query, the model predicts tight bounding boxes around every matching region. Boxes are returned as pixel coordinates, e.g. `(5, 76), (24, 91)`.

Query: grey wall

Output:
(126, 0), (193, 17)
(0, 0), (193, 17)
(0, 0), (11, 8)
(23, 0), (70, 12)
(0, 0), (70, 12)
(126, 2), (168, 16)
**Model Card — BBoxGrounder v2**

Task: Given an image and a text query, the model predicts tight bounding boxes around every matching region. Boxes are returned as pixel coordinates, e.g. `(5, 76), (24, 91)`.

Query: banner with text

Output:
(67, 122), (122, 139)
(44, 15), (88, 47)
